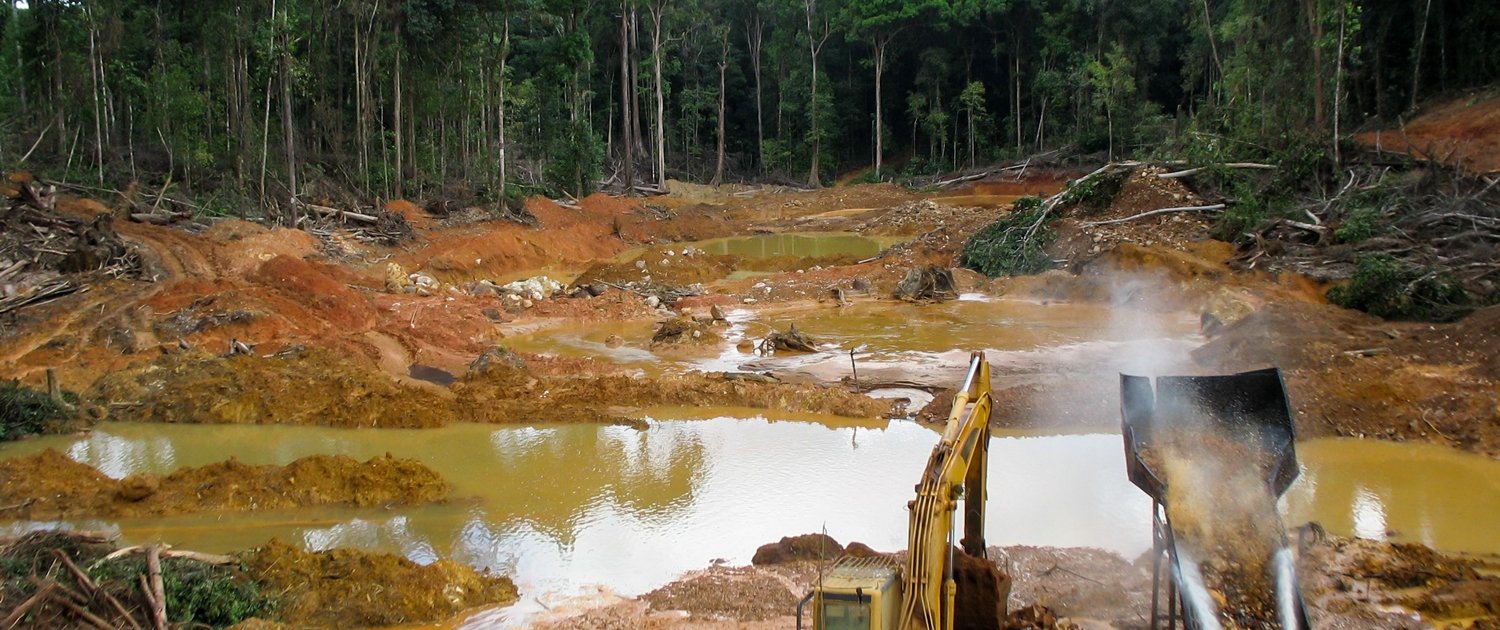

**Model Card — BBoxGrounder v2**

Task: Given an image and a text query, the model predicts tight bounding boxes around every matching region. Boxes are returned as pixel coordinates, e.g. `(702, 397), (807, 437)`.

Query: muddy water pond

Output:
(501, 296), (1204, 384)
(622, 232), (903, 261)
(3, 416), (1497, 625)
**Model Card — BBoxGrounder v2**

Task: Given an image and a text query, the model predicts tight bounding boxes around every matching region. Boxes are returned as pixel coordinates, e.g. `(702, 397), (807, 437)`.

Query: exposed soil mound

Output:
(651, 316), (722, 347)
(642, 565), (799, 621)
(209, 220), (321, 275)
(1195, 301), (1500, 455)
(89, 348), (457, 428)
(0, 450), (448, 519)
(457, 369), (894, 423)
(245, 538), (518, 628)
(1355, 93), (1500, 174)
(1299, 534), (1500, 628)
(249, 255), (376, 332)
(572, 248), (738, 288)
(751, 534), (844, 565)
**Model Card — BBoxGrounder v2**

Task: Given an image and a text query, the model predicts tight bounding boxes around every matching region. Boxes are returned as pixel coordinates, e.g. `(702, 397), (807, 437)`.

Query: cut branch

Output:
(1081, 205), (1227, 227)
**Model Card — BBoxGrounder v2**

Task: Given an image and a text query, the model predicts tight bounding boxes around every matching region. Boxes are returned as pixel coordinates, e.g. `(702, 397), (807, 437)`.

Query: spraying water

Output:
(1274, 546), (1299, 629)
(1173, 548), (1224, 630)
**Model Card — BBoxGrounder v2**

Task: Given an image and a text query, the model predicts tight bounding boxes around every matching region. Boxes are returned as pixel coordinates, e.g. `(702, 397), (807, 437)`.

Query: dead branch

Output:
(1, 581), (53, 627)
(1157, 162), (1276, 179)
(146, 545), (167, 630)
(933, 171), (991, 188)
(1080, 204), (1226, 227)
(300, 202), (380, 224)
(50, 550), (142, 630)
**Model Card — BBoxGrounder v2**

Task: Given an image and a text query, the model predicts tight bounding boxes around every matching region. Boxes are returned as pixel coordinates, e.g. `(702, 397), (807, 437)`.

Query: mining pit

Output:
(2, 172), (1498, 628)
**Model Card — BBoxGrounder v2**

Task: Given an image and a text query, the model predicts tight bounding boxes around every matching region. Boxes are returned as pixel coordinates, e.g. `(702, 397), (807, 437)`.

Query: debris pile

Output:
(760, 323), (819, 353)
(893, 265), (958, 302)
(1, 180), (140, 315)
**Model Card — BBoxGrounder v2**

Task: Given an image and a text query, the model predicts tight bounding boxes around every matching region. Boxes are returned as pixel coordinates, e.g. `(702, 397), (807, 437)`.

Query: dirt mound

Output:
(249, 255), (376, 332)
(208, 220), (321, 275)
(1300, 534), (1500, 627)
(0, 450), (448, 519)
(1355, 92), (1500, 174)
(642, 565), (799, 621)
(90, 348), (457, 428)
(572, 248), (737, 288)
(751, 534), (844, 565)
(244, 538), (518, 628)
(457, 368), (894, 424)
(1195, 301), (1500, 455)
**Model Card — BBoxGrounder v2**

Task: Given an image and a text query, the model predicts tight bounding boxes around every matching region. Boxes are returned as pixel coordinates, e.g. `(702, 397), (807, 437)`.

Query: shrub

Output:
(1328, 254), (1471, 321)
(0, 381), (71, 441)
(959, 196), (1056, 277)
(1334, 205), (1383, 244)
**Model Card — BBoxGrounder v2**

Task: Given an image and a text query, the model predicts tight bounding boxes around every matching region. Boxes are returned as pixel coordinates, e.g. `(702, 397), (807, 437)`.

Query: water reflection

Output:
(3, 421), (1498, 612)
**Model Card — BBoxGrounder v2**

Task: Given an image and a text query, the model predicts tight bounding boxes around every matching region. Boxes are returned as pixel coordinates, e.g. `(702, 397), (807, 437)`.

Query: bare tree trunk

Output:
(86, 5), (104, 185)
(650, 3), (667, 189)
(873, 35), (887, 178)
(499, 16), (509, 196)
(1410, 0), (1433, 111)
(620, 2), (634, 192)
(258, 0), (277, 202)
(11, 0), (25, 112)
(280, 0), (298, 209)
(804, 0), (829, 188)
(1199, 0), (1223, 103)
(394, 26), (404, 198)
(1334, 0), (1347, 164)
(745, 12), (764, 174)
(713, 30), (728, 186)
(1303, 0), (1326, 129)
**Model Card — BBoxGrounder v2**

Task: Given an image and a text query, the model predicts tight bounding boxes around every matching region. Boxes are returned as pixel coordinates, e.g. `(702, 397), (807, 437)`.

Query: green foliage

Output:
(0, 381), (72, 441)
(959, 196), (1056, 278)
(1057, 171), (1126, 216)
(1211, 183), (1293, 241)
(91, 557), (274, 627)
(1334, 205), (1382, 243)
(1328, 254), (1472, 322)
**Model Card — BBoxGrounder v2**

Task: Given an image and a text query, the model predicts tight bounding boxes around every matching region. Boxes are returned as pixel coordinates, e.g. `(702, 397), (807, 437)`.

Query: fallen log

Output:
(933, 171), (991, 188)
(301, 202), (380, 224)
(146, 545), (168, 630)
(1080, 204), (1227, 227)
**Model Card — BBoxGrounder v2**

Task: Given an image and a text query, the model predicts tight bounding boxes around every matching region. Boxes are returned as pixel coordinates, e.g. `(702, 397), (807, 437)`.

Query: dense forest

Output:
(0, 0), (1497, 214)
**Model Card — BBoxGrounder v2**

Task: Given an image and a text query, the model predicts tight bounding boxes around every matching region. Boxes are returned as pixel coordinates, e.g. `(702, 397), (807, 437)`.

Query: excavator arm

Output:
(899, 351), (993, 630)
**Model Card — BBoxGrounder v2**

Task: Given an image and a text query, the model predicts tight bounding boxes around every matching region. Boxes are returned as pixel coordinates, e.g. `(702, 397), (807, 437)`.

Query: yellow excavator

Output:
(797, 351), (1009, 630)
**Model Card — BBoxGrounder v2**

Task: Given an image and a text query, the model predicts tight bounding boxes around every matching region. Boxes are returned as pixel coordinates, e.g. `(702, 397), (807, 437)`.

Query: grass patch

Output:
(959, 196), (1056, 277)
(1328, 254), (1472, 322)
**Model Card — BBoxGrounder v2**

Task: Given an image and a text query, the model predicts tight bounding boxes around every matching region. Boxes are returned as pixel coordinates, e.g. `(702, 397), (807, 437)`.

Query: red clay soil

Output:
(0, 450), (448, 519)
(397, 197), (633, 284)
(1355, 92), (1500, 175)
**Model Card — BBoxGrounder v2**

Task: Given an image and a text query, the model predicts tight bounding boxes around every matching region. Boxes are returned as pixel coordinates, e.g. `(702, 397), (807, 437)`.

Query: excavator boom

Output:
(800, 352), (1001, 630)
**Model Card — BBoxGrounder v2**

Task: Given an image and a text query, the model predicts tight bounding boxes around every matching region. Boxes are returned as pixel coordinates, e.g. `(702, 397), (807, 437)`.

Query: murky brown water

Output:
(500, 295), (1203, 385)
(2, 415), (1495, 626)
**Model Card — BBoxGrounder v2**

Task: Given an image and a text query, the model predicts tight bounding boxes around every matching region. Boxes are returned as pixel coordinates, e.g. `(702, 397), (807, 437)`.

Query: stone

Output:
(118, 473), (161, 502)
(644, 295), (661, 309)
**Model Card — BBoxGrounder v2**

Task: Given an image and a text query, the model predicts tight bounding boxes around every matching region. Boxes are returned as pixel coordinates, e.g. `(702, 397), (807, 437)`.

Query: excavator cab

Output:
(804, 556), (903, 630)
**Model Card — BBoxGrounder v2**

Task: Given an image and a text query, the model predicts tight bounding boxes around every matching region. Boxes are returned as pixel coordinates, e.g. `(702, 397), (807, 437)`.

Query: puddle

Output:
(622, 232), (902, 261)
(408, 364), (456, 387)
(2, 418), (1494, 626)
(930, 194), (1021, 208)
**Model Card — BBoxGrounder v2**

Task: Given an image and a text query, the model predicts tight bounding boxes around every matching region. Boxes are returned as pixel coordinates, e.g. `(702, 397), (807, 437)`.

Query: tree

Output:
(843, 0), (939, 178)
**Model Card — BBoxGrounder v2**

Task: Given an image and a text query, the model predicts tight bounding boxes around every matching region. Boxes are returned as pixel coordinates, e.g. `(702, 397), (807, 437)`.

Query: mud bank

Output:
(0, 450), (447, 519)
(244, 538), (518, 628)
(90, 346), (893, 428)
(538, 532), (1500, 630)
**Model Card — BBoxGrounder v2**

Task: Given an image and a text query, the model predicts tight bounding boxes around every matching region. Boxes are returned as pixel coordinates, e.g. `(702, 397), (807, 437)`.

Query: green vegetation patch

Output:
(959, 196), (1056, 277)
(1328, 254), (1472, 322)
(90, 556), (275, 627)
(0, 381), (74, 441)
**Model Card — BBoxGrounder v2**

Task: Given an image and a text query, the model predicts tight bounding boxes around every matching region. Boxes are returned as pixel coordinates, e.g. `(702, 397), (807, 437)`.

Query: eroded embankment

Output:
(0, 450), (448, 519)
(89, 346), (894, 428)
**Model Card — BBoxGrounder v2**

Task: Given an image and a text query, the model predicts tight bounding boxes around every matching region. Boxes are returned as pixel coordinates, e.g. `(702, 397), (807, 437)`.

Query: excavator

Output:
(797, 351), (1008, 630)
